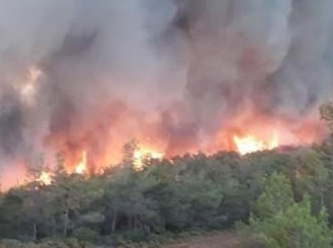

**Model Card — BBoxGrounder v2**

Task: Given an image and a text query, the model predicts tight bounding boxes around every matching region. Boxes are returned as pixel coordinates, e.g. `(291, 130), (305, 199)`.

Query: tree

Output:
(100, 166), (160, 234)
(122, 140), (138, 168)
(252, 197), (332, 248)
(48, 173), (90, 237)
(252, 173), (294, 220)
(0, 188), (25, 239)
(250, 173), (332, 248)
(23, 153), (52, 241)
(289, 148), (330, 210)
(45, 152), (100, 238)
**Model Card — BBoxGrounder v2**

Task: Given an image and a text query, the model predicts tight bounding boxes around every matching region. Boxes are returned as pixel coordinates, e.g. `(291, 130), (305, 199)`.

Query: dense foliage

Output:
(250, 173), (332, 248)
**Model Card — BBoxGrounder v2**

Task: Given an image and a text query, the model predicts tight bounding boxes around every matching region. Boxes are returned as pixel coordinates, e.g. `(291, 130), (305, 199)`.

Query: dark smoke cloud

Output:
(0, 0), (332, 172)
(180, 0), (333, 136)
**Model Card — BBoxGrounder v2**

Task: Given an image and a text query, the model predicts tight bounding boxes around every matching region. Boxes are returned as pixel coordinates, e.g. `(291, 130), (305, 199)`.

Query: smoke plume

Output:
(0, 0), (332, 186)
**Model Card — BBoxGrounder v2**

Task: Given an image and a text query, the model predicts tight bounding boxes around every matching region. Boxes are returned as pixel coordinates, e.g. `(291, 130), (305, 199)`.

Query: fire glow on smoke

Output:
(34, 130), (279, 186)
(233, 131), (279, 155)
(2, 63), (325, 190)
(0, 0), (332, 190)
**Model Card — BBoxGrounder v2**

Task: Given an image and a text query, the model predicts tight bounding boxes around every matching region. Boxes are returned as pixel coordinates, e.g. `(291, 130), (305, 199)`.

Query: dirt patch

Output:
(162, 231), (252, 248)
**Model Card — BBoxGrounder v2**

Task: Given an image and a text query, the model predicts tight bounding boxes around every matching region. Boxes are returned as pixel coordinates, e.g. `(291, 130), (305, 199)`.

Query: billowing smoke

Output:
(178, 0), (333, 145)
(0, 0), (332, 186)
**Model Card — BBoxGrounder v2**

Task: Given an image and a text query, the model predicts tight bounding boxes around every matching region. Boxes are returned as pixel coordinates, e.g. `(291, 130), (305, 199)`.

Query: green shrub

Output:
(250, 173), (333, 248)
(72, 227), (99, 243)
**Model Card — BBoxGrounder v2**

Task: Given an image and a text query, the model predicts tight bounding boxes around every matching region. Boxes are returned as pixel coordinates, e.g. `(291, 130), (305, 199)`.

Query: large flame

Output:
(37, 171), (52, 185)
(75, 151), (87, 174)
(0, 65), (325, 191)
(233, 130), (279, 155)
(0, 1), (331, 192)
(133, 146), (164, 169)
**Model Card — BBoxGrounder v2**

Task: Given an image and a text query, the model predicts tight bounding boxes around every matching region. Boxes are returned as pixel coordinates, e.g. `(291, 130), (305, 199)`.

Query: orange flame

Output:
(75, 151), (87, 174)
(133, 147), (164, 169)
(233, 130), (279, 155)
(38, 171), (52, 185)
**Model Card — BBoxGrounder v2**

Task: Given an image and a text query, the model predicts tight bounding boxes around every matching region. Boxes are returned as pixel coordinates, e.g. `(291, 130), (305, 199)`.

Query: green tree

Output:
(103, 167), (160, 234)
(252, 173), (294, 220)
(250, 173), (332, 248)
(289, 148), (330, 210)
(252, 197), (332, 248)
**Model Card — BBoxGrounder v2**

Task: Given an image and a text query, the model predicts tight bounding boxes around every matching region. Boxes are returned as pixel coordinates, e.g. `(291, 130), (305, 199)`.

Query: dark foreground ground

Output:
(162, 231), (254, 248)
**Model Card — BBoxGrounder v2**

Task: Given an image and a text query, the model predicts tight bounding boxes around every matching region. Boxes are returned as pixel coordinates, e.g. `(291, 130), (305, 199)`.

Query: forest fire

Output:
(0, 110), (323, 192)
(1, 1), (333, 245)
(75, 151), (87, 174)
(133, 147), (164, 169)
(233, 131), (279, 155)
(2, 117), (317, 193)
(37, 171), (52, 185)
(0, 0), (331, 192)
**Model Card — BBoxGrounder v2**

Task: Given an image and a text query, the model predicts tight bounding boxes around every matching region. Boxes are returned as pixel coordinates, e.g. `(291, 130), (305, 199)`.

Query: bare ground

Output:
(162, 231), (254, 248)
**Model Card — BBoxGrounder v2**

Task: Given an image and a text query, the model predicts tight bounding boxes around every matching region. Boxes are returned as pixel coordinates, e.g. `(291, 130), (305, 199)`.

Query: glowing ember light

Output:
(233, 131), (279, 155)
(38, 171), (52, 185)
(19, 67), (42, 105)
(270, 130), (279, 149)
(29, 67), (42, 82)
(133, 147), (164, 169)
(75, 151), (87, 174)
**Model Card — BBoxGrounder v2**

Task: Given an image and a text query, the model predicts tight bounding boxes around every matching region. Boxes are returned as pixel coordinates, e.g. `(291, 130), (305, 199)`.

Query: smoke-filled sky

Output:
(0, 0), (333, 180)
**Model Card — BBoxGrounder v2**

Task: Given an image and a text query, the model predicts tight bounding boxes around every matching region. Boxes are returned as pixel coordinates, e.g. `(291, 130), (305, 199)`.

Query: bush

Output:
(72, 227), (99, 243)
(250, 173), (333, 248)
(252, 198), (332, 248)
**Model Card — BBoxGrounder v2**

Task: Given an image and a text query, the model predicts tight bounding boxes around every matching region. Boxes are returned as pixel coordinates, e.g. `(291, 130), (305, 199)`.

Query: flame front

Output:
(233, 131), (279, 155)
(75, 151), (87, 174)
(38, 171), (52, 185)
(133, 147), (164, 169)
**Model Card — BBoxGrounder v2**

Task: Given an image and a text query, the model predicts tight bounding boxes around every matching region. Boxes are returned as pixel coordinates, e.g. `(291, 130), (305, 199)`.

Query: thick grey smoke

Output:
(178, 0), (333, 137)
(0, 0), (332, 179)
(0, 1), (180, 161)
